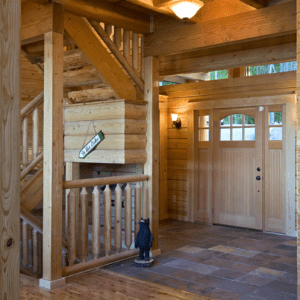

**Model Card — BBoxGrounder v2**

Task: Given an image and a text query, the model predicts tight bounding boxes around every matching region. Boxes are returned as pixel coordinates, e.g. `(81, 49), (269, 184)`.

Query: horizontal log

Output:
(64, 119), (147, 135)
(159, 42), (296, 76)
(64, 100), (147, 122)
(20, 91), (44, 119)
(64, 134), (147, 150)
(62, 249), (139, 276)
(64, 149), (147, 164)
(63, 174), (150, 189)
(144, 2), (296, 56)
(160, 71), (296, 96)
(64, 66), (102, 88)
(168, 179), (188, 191)
(68, 87), (119, 102)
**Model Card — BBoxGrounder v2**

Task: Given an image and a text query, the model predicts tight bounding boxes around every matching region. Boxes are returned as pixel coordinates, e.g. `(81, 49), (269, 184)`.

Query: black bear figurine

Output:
(135, 218), (153, 261)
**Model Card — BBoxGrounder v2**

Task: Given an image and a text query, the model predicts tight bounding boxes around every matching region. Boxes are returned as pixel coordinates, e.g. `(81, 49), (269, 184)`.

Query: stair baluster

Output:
(134, 182), (142, 238)
(125, 183), (132, 250)
(92, 185), (101, 260)
(80, 187), (89, 263)
(104, 184), (111, 257)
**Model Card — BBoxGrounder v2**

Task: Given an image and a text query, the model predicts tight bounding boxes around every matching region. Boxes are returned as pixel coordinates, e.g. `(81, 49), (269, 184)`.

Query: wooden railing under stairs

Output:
(62, 175), (150, 276)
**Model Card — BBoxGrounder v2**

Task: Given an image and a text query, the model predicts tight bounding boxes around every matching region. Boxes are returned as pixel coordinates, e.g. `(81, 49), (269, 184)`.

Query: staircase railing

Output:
(62, 174), (150, 276)
(20, 91), (44, 174)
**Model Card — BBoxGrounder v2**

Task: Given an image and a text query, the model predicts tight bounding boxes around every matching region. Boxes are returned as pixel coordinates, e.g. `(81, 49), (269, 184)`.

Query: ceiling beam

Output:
(144, 1), (296, 57)
(24, 0), (151, 33)
(239, 0), (268, 8)
(159, 41), (296, 76)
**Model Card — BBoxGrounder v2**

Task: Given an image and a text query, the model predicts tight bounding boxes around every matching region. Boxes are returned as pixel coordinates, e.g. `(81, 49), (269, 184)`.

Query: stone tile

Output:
(275, 256), (297, 265)
(235, 273), (274, 286)
(217, 253), (247, 263)
(241, 257), (269, 267)
(184, 282), (216, 296)
(147, 264), (179, 275)
(187, 263), (220, 275)
(153, 255), (176, 264)
(202, 258), (234, 269)
(277, 272), (297, 284)
(203, 289), (242, 300)
(263, 248), (292, 256)
(285, 251), (297, 258)
(171, 269), (205, 282)
(188, 249), (224, 261)
(265, 280), (297, 295)
(196, 275), (231, 288)
(249, 286), (296, 300)
(210, 268), (245, 280)
(164, 258), (196, 269)
(283, 240), (297, 246)
(263, 261), (296, 272)
(250, 267), (286, 279)
(274, 244), (297, 251)
(131, 270), (165, 283)
(218, 280), (257, 295)
(226, 262), (258, 273)
(251, 253), (281, 261)
(153, 276), (190, 291)
(230, 249), (260, 257)
(238, 296), (262, 300)
(176, 246), (205, 254)
(209, 245), (236, 253)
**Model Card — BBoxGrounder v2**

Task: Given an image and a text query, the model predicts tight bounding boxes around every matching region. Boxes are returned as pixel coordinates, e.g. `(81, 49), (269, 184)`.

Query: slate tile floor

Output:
(104, 219), (297, 300)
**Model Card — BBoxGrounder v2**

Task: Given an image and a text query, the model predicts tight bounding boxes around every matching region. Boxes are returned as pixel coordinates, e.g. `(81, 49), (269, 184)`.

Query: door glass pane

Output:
(199, 129), (209, 141)
(232, 114), (242, 126)
(270, 127), (282, 140)
(199, 115), (209, 128)
(244, 115), (255, 126)
(220, 116), (230, 127)
(220, 128), (230, 141)
(244, 128), (255, 140)
(269, 112), (282, 125)
(232, 128), (243, 141)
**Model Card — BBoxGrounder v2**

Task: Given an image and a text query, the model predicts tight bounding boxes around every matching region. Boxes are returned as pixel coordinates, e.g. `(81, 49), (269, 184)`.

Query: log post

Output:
(40, 2), (65, 289)
(32, 107), (39, 158)
(80, 187), (89, 263)
(22, 116), (28, 167)
(67, 190), (76, 266)
(144, 56), (160, 255)
(114, 184), (122, 254)
(0, 0), (20, 297)
(104, 184), (111, 256)
(22, 221), (29, 268)
(92, 186), (101, 260)
(132, 32), (139, 72)
(135, 182), (142, 237)
(123, 30), (130, 61)
(125, 183), (132, 250)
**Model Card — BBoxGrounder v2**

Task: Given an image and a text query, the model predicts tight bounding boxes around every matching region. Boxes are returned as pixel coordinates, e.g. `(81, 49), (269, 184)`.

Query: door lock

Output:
(256, 176), (261, 180)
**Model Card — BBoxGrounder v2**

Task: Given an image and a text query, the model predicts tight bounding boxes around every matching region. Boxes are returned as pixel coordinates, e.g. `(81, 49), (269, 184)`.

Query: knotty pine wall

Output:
(167, 97), (189, 221)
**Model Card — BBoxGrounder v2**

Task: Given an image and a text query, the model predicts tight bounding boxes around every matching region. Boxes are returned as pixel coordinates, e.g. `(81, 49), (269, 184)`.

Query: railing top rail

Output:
(63, 174), (149, 189)
(20, 91), (44, 119)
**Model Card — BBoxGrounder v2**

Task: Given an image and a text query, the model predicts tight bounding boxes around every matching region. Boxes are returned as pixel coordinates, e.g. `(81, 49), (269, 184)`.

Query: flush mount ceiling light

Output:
(169, 0), (204, 21)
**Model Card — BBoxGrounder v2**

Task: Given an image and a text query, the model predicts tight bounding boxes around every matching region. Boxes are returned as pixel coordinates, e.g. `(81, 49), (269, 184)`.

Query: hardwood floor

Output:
(20, 269), (210, 300)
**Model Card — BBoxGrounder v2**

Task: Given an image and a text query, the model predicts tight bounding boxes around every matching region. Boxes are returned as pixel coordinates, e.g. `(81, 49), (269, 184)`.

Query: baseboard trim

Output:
(39, 277), (66, 289)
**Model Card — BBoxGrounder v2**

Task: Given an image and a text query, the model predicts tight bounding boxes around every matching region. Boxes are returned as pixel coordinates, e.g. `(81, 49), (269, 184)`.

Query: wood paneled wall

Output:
(167, 97), (189, 221)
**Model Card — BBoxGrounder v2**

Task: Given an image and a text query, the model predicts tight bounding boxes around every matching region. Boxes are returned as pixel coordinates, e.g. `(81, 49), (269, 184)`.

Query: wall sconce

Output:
(171, 114), (181, 129)
(169, 0), (204, 22)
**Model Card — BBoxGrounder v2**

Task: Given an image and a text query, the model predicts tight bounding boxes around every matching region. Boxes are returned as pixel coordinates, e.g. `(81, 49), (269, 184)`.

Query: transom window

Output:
(198, 115), (209, 141)
(220, 114), (255, 141)
(269, 111), (282, 141)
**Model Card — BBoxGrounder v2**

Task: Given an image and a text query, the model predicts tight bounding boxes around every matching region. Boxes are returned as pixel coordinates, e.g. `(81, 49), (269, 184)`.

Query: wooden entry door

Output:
(213, 107), (263, 230)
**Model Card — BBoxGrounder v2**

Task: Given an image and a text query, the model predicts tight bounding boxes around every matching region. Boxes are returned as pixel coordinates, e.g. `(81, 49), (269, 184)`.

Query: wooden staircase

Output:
(19, 17), (146, 279)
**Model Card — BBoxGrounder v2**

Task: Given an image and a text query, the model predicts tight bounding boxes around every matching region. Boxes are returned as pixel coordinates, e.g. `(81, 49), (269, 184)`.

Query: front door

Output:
(213, 107), (263, 230)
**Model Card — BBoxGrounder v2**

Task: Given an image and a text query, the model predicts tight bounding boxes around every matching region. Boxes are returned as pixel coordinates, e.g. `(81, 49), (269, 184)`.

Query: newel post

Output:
(144, 56), (161, 256)
(40, 2), (65, 289)
(0, 0), (21, 298)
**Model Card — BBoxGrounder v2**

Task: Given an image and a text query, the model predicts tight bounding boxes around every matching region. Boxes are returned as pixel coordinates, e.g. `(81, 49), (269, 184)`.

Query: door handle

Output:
(256, 176), (261, 180)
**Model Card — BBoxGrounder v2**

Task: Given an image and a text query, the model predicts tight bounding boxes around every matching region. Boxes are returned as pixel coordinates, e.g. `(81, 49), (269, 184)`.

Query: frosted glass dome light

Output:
(169, 0), (204, 20)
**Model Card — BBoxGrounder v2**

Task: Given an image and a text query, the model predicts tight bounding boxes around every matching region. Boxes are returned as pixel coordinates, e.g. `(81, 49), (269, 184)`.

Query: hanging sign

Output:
(79, 131), (104, 159)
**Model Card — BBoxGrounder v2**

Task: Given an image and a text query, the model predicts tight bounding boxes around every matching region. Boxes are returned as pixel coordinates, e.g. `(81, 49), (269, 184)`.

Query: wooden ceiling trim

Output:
(239, 0), (269, 8)
(24, 0), (150, 34)
(159, 42), (296, 76)
(144, 1), (296, 57)
(159, 71), (296, 96)
(64, 13), (137, 101)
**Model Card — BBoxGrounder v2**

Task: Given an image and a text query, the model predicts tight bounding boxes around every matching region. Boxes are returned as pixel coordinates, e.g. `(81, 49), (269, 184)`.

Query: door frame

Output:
(187, 94), (296, 236)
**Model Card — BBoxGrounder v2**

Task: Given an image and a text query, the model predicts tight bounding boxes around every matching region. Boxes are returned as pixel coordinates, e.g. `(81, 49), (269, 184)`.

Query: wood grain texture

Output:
(145, 2), (296, 56)
(92, 186), (101, 259)
(64, 14), (137, 101)
(0, 0), (20, 297)
(114, 184), (122, 254)
(104, 185), (111, 256)
(144, 57), (160, 250)
(43, 22), (64, 280)
(80, 187), (89, 263)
